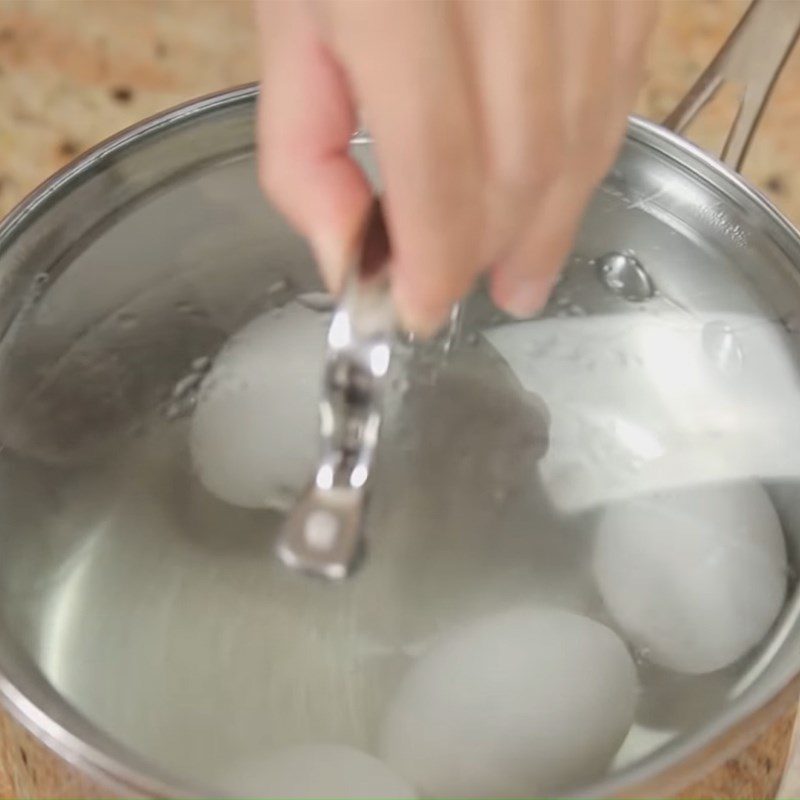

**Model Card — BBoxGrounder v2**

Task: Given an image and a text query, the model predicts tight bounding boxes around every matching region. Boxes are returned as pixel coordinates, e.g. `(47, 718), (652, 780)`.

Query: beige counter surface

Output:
(0, 1), (799, 798)
(1, 0), (800, 222)
(0, 0), (800, 217)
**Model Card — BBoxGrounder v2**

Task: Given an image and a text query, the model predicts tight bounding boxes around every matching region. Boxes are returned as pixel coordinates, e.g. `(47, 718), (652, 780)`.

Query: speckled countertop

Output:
(0, 1), (799, 798)
(1, 0), (800, 222)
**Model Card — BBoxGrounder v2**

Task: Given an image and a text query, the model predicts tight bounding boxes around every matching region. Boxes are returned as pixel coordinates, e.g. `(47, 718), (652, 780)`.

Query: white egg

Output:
(379, 607), (637, 798)
(593, 481), (787, 674)
(215, 744), (416, 799)
(190, 303), (327, 508)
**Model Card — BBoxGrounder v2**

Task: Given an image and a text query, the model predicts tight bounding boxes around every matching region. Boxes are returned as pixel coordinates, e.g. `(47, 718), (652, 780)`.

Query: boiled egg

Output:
(593, 480), (787, 674)
(379, 606), (637, 798)
(190, 302), (326, 509)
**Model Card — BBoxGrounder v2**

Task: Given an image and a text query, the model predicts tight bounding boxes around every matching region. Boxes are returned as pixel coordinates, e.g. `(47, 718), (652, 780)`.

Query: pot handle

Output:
(663, 0), (800, 172)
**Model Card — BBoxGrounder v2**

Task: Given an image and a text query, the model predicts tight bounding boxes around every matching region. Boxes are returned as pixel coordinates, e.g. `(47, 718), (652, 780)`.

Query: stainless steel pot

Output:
(1, 1), (800, 797)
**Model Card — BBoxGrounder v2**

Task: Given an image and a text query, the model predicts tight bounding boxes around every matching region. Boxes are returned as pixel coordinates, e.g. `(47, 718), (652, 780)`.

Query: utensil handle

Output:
(664, 0), (800, 172)
(276, 198), (394, 581)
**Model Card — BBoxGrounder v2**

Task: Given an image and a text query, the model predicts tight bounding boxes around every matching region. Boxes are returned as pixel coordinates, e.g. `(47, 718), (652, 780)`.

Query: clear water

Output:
(0, 151), (798, 796)
(0, 295), (796, 795)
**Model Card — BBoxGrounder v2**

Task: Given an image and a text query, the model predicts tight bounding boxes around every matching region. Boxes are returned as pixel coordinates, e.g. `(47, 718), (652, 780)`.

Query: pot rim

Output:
(0, 82), (799, 798)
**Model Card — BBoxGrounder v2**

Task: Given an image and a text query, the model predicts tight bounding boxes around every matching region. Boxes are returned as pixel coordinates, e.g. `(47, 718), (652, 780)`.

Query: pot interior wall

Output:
(0, 93), (798, 797)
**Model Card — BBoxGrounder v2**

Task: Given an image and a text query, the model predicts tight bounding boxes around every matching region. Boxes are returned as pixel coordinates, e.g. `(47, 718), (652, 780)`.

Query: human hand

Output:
(255, 1), (656, 335)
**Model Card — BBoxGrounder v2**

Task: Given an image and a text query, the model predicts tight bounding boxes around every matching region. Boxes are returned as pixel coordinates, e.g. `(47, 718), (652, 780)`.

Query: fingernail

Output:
(500, 275), (551, 319)
(392, 280), (449, 339)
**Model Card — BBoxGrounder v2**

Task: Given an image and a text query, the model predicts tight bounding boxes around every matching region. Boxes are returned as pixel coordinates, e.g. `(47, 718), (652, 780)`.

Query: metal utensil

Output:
(276, 199), (395, 579)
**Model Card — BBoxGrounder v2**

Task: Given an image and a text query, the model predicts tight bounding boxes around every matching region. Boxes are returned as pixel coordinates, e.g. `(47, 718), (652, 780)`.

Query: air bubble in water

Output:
(117, 312), (138, 330)
(596, 252), (655, 302)
(25, 272), (50, 304)
(702, 320), (743, 376)
(174, 301), (208, 322)
(164, 357), (212, 420)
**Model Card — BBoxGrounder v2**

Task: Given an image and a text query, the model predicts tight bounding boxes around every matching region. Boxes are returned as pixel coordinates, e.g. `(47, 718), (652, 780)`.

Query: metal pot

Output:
(1, 1), (800, 797)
